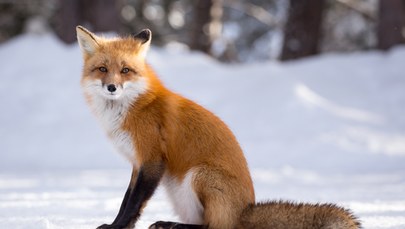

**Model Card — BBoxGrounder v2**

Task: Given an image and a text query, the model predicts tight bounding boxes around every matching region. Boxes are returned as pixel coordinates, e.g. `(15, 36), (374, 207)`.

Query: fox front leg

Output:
(96, 169), (137, 229)
(97, 162), (165, 229)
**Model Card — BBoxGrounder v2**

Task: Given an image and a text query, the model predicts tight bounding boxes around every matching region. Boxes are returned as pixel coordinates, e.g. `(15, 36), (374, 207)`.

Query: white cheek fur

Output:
(81, 77), (149, 166)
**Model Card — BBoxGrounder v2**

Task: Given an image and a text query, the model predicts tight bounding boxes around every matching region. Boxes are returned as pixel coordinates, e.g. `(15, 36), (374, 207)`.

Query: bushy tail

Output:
(236, 200), (361, 229)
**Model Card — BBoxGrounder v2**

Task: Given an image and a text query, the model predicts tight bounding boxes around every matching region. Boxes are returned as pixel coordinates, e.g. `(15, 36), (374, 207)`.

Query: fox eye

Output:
(121, 67), (130, 74)
(99, 67), (107, 73)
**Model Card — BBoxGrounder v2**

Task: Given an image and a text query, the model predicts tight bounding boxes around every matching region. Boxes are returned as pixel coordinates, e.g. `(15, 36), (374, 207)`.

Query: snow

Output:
(0, 32), (404, 228)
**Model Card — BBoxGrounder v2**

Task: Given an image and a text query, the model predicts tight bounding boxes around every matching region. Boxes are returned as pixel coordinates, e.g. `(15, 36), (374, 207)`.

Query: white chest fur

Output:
(82, 79), (149, 167)
(89, 96), (137, 166)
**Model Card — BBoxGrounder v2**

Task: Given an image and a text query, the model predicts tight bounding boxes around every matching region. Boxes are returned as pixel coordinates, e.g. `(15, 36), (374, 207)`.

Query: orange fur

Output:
(77, 26), (360, 229)
(77, 26), (254, 229)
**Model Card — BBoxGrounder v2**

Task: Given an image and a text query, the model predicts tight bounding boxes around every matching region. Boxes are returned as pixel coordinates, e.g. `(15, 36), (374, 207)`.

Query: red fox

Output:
(76, 26), (360, 229)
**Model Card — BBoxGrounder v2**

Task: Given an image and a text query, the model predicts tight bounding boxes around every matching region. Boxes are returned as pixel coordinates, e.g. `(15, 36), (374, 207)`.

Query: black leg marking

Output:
(101, 162), (165, 229)
(97, 169), (137, 229)
(149, 221), (207, 229)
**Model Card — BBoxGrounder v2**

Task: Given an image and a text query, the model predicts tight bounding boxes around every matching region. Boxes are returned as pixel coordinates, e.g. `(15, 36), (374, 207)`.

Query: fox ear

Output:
(133, 29), (152, 58)
(133, 29), (151, 44)
(76, 26), (99, 56)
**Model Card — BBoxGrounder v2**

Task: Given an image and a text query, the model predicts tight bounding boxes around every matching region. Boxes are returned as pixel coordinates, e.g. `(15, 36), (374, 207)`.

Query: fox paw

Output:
(149, 221), (179, 229)
(97, 223), (125, 229)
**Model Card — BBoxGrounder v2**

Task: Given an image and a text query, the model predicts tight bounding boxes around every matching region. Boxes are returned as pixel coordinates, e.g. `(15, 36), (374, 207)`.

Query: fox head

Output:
(76, 26), (151, 102)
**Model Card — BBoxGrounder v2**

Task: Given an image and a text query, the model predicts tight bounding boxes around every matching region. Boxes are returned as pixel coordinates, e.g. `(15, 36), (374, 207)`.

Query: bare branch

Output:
(224, 2), (280, 28)
(335, 0), (376, 21)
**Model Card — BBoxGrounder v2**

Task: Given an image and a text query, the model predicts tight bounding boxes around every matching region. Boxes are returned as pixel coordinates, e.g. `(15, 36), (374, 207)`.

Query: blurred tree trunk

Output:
(280, 0), (325, 61)
(190, 0), (223, 54)
(82, 0), (120, 32)
(377, 0), (405, 50)
(54, 0), (120, 44)
(54, 0), (81, 44)
(0, 2), (29, 43)
(134, 0), (148, 27)
(190, 0), (213, 53)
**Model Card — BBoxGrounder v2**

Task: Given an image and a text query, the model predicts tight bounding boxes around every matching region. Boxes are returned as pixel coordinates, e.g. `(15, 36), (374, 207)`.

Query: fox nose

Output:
(107, 84), (117, 92)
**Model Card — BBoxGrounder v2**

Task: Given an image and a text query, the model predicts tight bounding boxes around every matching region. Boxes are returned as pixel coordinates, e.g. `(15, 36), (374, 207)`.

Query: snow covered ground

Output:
(0, 33), (404, 228)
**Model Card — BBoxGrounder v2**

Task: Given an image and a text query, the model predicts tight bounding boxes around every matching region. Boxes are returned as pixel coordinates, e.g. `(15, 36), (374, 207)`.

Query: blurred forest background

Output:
(0, 0), (404, 62)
